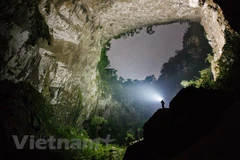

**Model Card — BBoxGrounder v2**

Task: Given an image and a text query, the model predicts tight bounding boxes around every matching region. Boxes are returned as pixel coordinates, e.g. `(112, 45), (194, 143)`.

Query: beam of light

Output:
(152, 94), (163, 102)
(136, 84), (164, 102)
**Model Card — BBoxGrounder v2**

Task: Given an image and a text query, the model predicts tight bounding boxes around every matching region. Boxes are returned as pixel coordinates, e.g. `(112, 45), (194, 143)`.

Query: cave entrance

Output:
(101, 22), (213, 108)
(96, 21), (213, 144)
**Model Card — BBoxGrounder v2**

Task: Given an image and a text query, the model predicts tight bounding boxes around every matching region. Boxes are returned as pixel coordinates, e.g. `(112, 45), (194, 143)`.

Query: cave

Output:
(1, 0), (240, 159)
(0, 0), (235, 121)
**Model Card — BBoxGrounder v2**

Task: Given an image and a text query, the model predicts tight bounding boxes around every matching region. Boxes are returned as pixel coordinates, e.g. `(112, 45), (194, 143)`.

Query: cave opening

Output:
(93, 21), (213, 145)
(99, 21), (213, 108)
(2, 0), (240, 159)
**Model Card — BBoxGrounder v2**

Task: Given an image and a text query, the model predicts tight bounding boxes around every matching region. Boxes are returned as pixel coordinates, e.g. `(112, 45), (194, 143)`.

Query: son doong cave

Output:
(0, 0), (240, 159)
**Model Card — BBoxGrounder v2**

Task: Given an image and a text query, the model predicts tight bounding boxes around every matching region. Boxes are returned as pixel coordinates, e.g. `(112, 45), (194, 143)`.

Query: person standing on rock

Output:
(161, 100), (165, 109)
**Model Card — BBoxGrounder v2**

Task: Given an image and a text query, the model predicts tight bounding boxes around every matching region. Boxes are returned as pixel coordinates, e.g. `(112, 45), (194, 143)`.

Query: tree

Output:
(146, 26), (155, 35)
(144, 75), (156, 83)
(91, 116), (108, 138)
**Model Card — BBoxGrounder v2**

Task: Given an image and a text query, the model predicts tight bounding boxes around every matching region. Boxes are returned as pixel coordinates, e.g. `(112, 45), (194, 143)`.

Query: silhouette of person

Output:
(161, 100), (165, 109)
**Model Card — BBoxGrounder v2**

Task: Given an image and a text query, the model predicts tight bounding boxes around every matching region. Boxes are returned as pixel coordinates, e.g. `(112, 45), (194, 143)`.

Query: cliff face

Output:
(0, 0), (235, 124)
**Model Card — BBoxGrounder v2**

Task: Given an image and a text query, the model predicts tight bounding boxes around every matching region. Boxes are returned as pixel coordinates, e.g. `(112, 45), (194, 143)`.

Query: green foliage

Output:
(125, 133), (135, 145)
(180, 80), (195, 88)
(206, 53), (214, 63)
(215, 29), (240, 88)
(97, 41), (112, 77)
(97, 41), (117, 96)
(181, 28), (240, 90)
(113, 25), (158, 40)
(91, 116), (108, 126)
(113, 28), (143, 39)
(69, 89), (84, 128)
(181, 67), (215, 89)
(90, 116), (108, 138)
(46, 117), (126, 160)
(146, 25), (155, 35)
(7, 81), (126, 159)
(45, 122), (126, 159)
(113, 25), (164, 39)
(76, 144), (126, 160)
